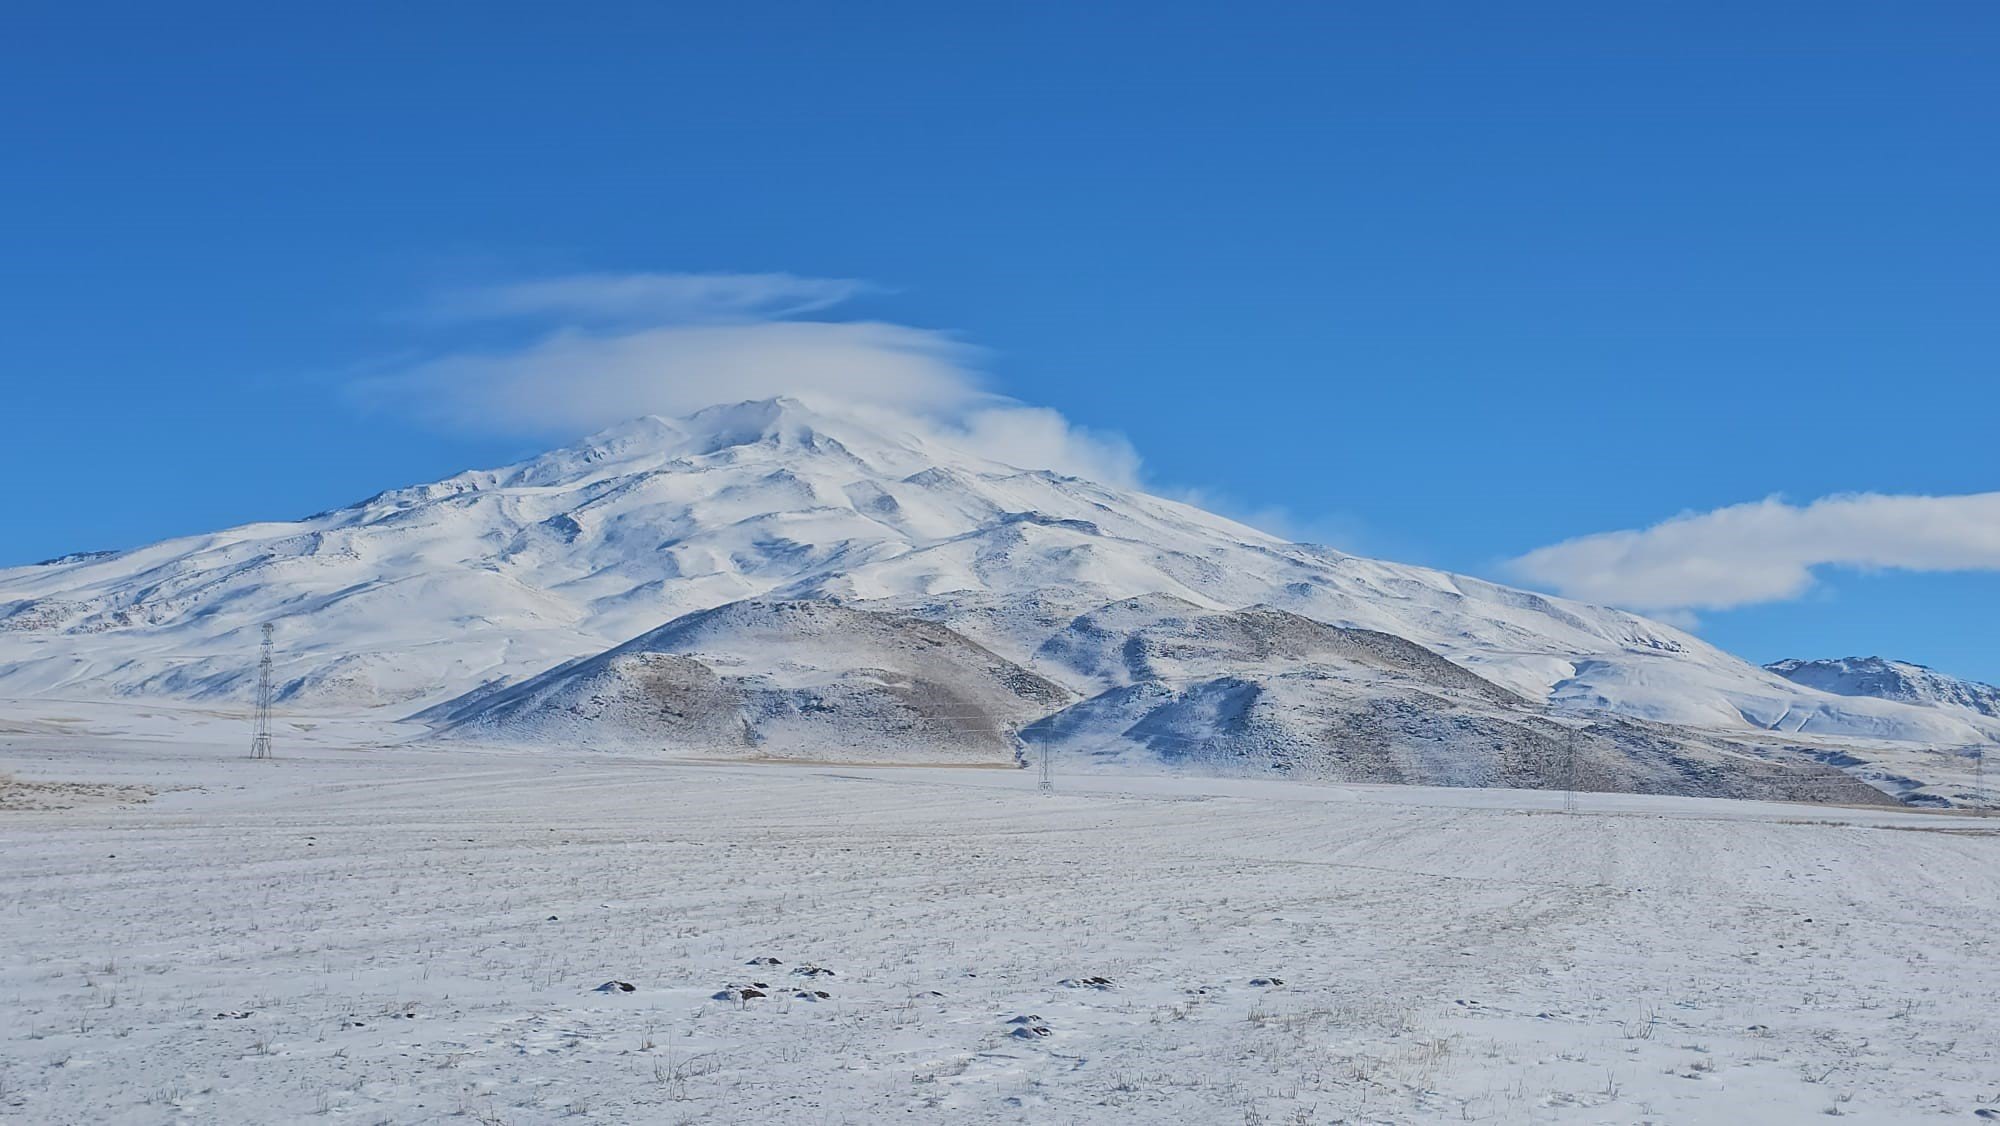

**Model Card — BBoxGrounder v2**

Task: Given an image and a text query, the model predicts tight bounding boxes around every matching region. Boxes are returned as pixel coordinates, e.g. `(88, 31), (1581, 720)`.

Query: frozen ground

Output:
(2, 708), (1998, 1124)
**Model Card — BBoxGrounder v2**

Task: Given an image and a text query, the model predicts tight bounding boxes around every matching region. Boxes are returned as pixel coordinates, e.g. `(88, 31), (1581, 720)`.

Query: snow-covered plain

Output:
(4, 707), (1996, 1124)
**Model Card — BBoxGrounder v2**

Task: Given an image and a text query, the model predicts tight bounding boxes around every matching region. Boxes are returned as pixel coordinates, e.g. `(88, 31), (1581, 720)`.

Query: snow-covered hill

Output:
(1012, 598), (1896, 802)
(424, 599), (1070, 763)
(1768, 657), (2000, 721)
(422, 591), (1890, 802)
(4, 397), (1995, 764)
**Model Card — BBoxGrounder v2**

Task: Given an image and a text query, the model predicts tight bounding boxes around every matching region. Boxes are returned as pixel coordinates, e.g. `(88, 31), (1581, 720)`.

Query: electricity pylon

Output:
(249, 622), (275, 759)
(1562, 728), (1578, 814)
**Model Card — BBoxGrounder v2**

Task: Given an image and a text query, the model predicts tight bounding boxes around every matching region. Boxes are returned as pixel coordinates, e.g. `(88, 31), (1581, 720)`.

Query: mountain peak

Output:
(683, 396), (851, 450)
(1768, 656), (2000, 719)
(509, 398), (937, 488)
(576, 413), (687, 451)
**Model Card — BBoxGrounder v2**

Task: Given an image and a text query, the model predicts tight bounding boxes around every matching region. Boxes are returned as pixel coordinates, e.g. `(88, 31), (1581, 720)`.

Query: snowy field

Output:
(3, 709), (1998, 1124)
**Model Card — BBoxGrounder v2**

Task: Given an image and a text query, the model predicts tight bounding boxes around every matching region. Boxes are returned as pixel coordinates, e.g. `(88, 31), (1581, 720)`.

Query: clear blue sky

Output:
(5, 2), (1997, 680)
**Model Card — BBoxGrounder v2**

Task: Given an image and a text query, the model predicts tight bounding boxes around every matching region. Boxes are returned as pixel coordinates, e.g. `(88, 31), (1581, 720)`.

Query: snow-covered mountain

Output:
(1768, 657), (2000, 721)
(4, 397), (1996, 764)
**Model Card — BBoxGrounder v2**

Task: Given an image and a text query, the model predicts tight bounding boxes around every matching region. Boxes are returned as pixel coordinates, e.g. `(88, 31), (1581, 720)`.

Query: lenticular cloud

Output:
(355, 269), (1141, 486)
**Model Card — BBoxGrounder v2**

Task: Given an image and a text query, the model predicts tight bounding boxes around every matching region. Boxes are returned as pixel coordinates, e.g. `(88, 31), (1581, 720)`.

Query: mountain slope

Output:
(1013, 600), (1888, 802)
(4, 397), (1995, 759)
(427, 599), (1069, 762)
(1768, 657), (2000, 721)
(432, 592), (1889, 802)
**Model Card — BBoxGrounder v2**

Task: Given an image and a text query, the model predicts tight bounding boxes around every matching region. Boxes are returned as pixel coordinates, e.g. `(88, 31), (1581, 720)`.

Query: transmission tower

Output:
(1562, 728), (1578, 815)
(249, 622), (275, 760)
(1038, 732), (1055, 795)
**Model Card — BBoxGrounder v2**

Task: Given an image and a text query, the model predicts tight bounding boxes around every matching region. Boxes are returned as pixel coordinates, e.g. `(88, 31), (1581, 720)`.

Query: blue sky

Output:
(5, 2), (1998, 680)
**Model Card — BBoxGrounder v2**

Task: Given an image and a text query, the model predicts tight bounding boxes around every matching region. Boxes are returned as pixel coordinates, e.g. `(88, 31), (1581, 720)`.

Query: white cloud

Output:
(426, 271), (871, 325)
(1508, 492), (2000, 612)
(358, 270), (1142, 486)
(359, 320), (980, 432)
(944, 405), (1142, 488)
(1167, 491), (1378, 553)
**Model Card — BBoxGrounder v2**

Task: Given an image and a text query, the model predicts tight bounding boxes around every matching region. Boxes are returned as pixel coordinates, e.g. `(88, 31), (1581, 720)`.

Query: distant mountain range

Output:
(4, 397), (1992, 803)
(1768, 657), (2000, 722)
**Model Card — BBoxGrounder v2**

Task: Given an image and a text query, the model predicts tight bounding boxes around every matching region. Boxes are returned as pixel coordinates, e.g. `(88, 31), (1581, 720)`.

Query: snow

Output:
(1770, 656), (2000, 720)
(428, 600), (1071, 763)
(3, 707), (1997, 1124)
(3, 396), (1996, 805)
